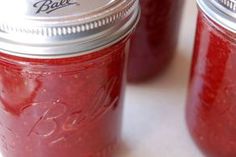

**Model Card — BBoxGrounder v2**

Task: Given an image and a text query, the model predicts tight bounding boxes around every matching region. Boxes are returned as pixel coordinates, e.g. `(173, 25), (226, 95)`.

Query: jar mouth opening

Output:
(197, 0), (236, 33)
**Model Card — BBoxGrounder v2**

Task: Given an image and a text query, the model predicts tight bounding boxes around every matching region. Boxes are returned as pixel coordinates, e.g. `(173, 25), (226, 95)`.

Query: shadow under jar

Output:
(127, 0), (184, 82)
(186, 0), (236, 156)
(0, 1), (140, 157)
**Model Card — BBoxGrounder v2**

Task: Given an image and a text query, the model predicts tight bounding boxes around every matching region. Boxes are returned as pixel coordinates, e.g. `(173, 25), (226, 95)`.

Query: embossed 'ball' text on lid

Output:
(0, 0), (140, 58)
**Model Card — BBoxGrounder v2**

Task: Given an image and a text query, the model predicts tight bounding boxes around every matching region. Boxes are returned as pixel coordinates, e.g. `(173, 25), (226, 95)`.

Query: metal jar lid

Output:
(197, 0), (236, 33)
(0, 0), (140, 58)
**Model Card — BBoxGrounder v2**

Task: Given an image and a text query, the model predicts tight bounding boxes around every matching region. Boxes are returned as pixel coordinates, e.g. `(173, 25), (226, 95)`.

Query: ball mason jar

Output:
(127, 0), (184, 82)
(0, 1), (140, 157)
(186, 0), (236, 156)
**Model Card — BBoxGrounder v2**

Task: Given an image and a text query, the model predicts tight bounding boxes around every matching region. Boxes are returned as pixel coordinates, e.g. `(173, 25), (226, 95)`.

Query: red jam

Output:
(127, 0), (184, 82)
(0, 37), (130, 157)
(186, 12), (236, 157)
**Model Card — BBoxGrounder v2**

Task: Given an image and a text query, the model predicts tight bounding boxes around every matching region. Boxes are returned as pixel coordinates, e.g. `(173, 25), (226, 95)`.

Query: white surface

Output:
(116, 0), (204, 157)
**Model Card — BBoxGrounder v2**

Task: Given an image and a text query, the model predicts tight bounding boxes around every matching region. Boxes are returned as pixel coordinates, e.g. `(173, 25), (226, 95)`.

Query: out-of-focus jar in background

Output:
(186, 0), (236, 156)
(127, 0), (185, 82)
(0, 1), (140, 157)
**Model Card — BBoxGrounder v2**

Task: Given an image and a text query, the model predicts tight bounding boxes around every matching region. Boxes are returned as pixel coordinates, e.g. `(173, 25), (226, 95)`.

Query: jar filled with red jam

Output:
(0, 1), (140, 157)
(127, 0), (184, 82)
(186, 0), (236, 156)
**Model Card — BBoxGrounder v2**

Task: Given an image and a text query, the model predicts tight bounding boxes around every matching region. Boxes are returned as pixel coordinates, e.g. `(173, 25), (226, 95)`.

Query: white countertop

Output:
(116, 0), (204, 157)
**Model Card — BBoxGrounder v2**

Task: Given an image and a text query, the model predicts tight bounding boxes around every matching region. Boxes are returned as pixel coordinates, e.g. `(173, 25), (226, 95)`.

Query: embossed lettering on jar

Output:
(186, 0), (236, 157)
(0, 0), (140, 157)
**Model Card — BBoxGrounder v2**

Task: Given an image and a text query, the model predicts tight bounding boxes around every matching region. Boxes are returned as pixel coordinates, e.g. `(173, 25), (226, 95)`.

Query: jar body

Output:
(127, 0), (184, 82)
(0, 37), (130, 157)
(186, 11), (236, 157)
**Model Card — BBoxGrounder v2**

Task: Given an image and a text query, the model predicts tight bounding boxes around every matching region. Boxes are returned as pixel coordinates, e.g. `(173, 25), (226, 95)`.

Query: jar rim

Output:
(197, 0), (236, 33)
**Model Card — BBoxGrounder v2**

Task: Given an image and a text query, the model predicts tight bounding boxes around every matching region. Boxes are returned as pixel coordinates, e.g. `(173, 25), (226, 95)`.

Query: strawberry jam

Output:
(128, 0), (184, 82)
(186, 1), (236, 156)
(0, 38), (130, 157)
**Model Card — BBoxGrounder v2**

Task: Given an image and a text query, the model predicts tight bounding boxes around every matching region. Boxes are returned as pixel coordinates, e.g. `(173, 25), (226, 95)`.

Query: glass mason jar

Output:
(0, 1), (140, 157)
(127, 0), (184, 82)
(186, 0), (236, 156)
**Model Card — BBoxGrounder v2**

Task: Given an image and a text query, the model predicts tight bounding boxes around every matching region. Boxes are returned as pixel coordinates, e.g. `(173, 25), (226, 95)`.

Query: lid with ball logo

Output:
(0, 0), (140, 58)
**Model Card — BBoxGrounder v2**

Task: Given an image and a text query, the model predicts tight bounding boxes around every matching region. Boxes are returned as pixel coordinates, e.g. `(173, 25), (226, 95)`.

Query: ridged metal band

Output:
(214, 0), (236, 12)
(210, 0), (236, 18)
(0, 1), (134, 37)
(197, 0), (236, 33)
(0, 0), (140, 58)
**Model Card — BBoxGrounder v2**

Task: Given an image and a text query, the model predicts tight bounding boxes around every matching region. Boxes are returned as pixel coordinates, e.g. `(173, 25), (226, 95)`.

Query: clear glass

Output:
(0, 37), (131, 157)
(186, 11), (236, 157)
(127, 0), (184, 82)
